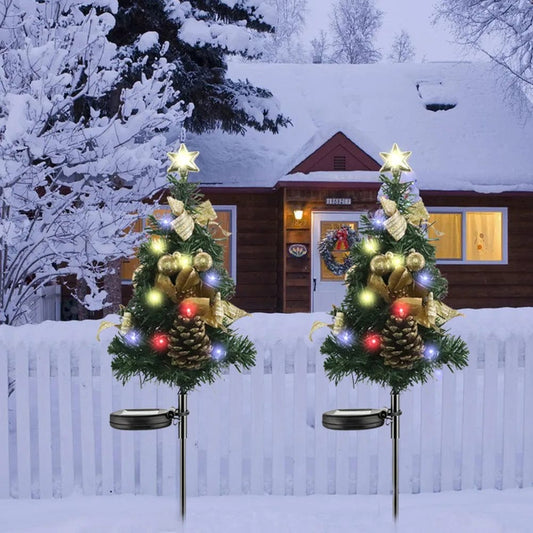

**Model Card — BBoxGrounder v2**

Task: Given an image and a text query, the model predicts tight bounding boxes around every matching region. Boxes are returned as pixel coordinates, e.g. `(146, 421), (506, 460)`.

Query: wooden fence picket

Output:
(15, 344), (31, 498)
(292, 347), (307, 495)
(271, 340), (286, 495)
(0, 342), (9, 497)
(523, 334), (533, 488)
(440, 368), (457, 491)
(36, 345), (53, 498)
(250, 347), (265, 495)
(502, 336), (519, 489)
(99, 344), (114, 496)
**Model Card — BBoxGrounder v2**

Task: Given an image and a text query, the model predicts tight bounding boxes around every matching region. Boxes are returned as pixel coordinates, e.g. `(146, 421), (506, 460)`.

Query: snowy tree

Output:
(435, 0), (533, 94)
(388, 30), (415, 63)
(258, 0), (308, 63)
(108, 0), (291, 133)
(310, 31), (330, 64)
(0, 0), (192, 325)
(330, 0), (383, 64)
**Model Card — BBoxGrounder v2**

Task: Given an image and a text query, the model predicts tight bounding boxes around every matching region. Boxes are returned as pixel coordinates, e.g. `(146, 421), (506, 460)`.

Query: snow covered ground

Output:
(1, 489), (532, 533)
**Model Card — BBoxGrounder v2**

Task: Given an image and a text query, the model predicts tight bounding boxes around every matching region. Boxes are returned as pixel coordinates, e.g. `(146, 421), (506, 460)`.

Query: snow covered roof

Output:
(186, 62), (533, 193)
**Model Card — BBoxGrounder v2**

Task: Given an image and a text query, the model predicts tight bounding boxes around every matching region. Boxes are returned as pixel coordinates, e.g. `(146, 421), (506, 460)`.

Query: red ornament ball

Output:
(363, 333), (381, 352)
(151, 332), (169, 352)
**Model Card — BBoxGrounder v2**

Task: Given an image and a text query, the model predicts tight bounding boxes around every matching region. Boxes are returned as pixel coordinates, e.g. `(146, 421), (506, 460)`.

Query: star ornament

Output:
(379, 143), (412, 175)
(167, 143), (200, 176)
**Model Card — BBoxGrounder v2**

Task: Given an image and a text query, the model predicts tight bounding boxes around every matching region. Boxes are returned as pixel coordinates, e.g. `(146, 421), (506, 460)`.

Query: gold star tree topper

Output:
(167, 143), (200, 177)
(379, 143), (412, 176)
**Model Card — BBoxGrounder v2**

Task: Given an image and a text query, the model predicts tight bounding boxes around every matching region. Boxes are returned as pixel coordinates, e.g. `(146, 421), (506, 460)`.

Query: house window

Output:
(427, 207), (507, 264)
(121, 205), (237, 283)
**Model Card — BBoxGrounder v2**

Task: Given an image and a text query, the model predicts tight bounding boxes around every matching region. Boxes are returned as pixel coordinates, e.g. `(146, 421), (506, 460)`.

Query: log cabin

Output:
(67, 62), (533, 319)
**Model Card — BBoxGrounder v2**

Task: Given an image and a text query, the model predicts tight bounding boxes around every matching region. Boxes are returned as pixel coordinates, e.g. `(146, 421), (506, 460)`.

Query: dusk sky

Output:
(301, 0), (484, 62)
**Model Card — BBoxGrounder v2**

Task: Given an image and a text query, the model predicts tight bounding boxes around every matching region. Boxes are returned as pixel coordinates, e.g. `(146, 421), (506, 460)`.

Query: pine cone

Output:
(168, 314), (212, 369)
(380, 314), (424, 369)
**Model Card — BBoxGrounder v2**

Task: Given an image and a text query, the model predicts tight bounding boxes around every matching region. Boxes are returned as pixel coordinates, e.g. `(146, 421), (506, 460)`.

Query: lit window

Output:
(121, 205), (237, 283)
(428, 208), (507, 264)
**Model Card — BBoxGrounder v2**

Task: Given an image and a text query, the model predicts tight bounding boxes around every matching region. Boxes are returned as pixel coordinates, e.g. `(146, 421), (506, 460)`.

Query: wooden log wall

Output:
(201, 188), (282, 313)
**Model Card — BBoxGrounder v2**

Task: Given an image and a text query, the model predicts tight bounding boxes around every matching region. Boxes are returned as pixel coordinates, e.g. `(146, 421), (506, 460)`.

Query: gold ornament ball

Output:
(370, 254), (391, 276)
(157, 254), (180, 276)
(406, 251), (425, 272)
(193, 251), (213, 272)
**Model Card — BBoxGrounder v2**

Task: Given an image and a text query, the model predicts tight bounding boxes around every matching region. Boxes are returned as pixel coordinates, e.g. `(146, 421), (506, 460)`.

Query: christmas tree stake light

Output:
(178, 254), (192, 269)
(424, 344), (440, 361)
(124, 329), (141, 346)
(390, 254), (404, 268)
(391, 301), (410, 319)
(336, 329), (355, 347)
(159, 215), (173, 230)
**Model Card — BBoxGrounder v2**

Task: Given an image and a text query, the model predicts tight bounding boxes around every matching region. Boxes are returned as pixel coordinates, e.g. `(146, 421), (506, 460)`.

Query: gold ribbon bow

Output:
(367, 265), (461, 329)
(309, 310), (345, 341)
(380, 197), (429, 240)
(168, 196), (230, 240)
(154, 265), (248, 329)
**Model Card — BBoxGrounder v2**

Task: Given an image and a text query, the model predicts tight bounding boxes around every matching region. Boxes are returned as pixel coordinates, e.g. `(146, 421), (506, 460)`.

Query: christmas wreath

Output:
(318, 225), (360, 275)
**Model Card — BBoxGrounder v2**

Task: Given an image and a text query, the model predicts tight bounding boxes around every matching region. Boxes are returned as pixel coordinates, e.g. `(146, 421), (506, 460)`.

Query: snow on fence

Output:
(2, 312), (533, 499)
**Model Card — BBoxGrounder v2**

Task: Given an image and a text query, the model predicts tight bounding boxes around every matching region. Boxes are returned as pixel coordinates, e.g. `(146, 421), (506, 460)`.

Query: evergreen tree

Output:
(108, 0), (290, 134)
(316, 144), (468, 392)
(105, 145), (256, 392)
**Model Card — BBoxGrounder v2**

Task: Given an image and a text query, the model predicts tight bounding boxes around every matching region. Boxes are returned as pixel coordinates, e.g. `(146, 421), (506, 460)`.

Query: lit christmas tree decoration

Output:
(167, 143), (200, 176)
(336, 329), (355, 347)
(146, 289), (164, 306)
(424, 345), (440, 361)
(390, 254), (404, 268)
(150, 237), (167, 255)
(204, 270), (220, 287)
(359, 289), (376, 306)
(178, 254), (192, 269)
(415, 270), (433, 287)
(371, 211), (386, 230)
(391, 301), (410, 318)
(179, 300), (197, 318)
(363, 332), (381, 352)
(124, 329), (141, 346)
(363, 238), (380, 254)
(379, 143), (412, 175)
(150, 332), (170, 352)
(211, 343), (227, 361)
(159, 215), (173, 230)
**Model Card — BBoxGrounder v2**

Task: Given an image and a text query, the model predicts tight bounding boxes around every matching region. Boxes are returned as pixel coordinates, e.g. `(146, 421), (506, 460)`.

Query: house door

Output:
(311, 211), (362, 312)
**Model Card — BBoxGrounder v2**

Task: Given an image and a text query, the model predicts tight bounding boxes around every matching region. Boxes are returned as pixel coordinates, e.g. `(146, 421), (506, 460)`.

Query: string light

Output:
(336, 329), (354, 347)
(363, 332), (381, 352)
(159, 215), (173, 230)
(371, 212), (386, 230)
(179, 301), (197, 318)
(178, 254), (192, 268)
(146, 289), (164, 306)
(363, 238), (380, 254)
(424, 344), (440, 361)
(390, 254), (404, 268)
(391, 301), (410, 318)
(415, 270), (433, 287)
(124, 329), (141, 346)
(150, 332), (169, 352)
(359, 289), (376, 307)
(204, 270), (220, 287)
(150, 237), (166, 255)
(212, 343), (226, 361)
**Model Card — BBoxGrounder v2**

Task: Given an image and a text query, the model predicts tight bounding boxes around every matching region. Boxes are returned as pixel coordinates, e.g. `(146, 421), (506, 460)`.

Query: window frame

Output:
(427, 206), (508, 265)
(121, 204), (238, 284)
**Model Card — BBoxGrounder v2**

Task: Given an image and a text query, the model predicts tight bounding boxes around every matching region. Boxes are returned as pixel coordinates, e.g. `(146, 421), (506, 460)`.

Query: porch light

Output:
(293, 208), (304, 221)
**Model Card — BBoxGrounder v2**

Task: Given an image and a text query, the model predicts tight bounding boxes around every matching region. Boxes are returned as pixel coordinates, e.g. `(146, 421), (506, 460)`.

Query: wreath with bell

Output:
(318, 225), (360, 276)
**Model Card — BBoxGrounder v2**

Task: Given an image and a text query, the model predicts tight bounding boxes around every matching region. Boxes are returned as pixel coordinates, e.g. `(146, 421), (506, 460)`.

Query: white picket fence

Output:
(1, 319), (533, 499)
